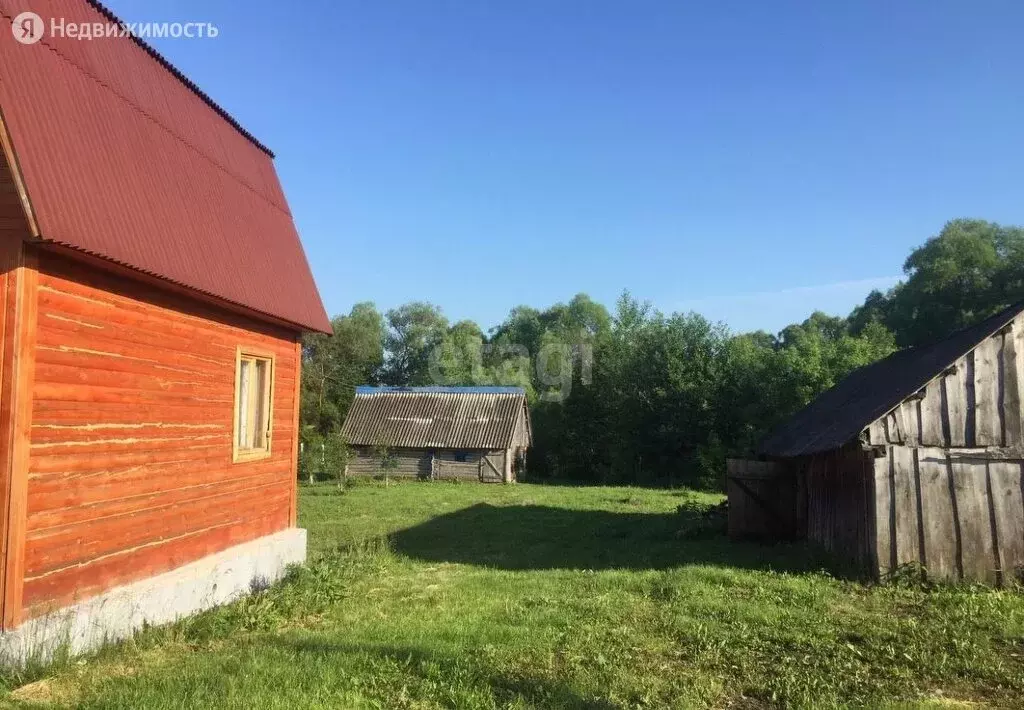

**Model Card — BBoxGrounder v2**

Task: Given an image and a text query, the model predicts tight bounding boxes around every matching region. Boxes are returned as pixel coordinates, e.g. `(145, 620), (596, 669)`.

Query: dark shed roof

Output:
(342, 387), (530, 449)
(758, 301), (1024, 458)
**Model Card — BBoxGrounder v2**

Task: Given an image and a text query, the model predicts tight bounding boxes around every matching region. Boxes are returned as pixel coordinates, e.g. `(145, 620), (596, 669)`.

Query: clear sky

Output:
(107, 0), (1024, 334)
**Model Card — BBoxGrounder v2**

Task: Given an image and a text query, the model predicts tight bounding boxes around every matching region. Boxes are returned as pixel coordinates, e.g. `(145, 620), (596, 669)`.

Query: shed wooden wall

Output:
(348, 447), (430, 479)
(20, 250), (302, 617)
(510, 407), (530, 449)
(726, 459), (801, 539)
(805, 443), (873, 567)
(870, 445), (1024, 584)
(863, 315), (1024, 584)
(867, 313), (1024, 450)
(348, 447), (507, 482)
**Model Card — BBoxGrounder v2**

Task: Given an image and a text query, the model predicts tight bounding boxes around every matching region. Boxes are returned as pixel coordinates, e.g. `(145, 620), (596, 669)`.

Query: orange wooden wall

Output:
(0, 136), (32, 629)
(22, 250), (301, 616)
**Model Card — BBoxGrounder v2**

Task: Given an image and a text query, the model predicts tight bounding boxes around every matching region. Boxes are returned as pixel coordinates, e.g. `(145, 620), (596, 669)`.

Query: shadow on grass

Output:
(390, 503), (844, 575)
(271, 636), (619, 709)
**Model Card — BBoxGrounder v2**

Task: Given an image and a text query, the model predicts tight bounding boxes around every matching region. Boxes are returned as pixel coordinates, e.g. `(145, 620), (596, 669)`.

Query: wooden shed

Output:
(341, 387), (531, 483)
(730, 303), (1024, 585)
(0, 1), (329, 658)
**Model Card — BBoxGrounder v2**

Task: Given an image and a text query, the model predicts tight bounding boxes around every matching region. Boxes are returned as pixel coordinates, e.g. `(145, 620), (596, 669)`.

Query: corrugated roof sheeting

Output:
(0, 1), (330, 333)
(758, 301), (1024, 458)
(342, 388), (530, 449)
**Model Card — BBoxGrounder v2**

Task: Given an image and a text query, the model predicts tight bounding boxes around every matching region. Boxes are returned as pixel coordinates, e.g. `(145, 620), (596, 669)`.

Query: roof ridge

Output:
(758, 299), (1024, 457)
(84, 0), (273, 157)
(6, 12), (289, 218)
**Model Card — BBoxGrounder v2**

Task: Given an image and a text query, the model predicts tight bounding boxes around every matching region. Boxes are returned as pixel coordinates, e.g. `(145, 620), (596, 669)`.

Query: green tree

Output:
(380, 302), (449, 385)
(852, 219), (1024, 347)
(301, 302), (384, 436)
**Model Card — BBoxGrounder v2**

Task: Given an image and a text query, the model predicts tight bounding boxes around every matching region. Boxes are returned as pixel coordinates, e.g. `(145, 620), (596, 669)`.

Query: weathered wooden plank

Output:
(974, 336), (1002, 446)
(917, 448), (958, 580)
(872, 450), (893, 577)
(868, 420), (886, 447)
(1003, 327), (1023, 447)
(892, 446), (921, 568)
(944, 365), (968, 447)
(885, 411), (903, 445)
(950, 459), (998, 583)
(920, 381), (945, 446)
(988, 461), (1024, 584)
(900, 400), (919, 446)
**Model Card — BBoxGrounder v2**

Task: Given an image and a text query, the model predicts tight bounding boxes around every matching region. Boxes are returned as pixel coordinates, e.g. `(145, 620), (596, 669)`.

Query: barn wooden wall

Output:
(348, 448), (431, 479)
(22, 250), (301, 616)
(348, 447), (507, 482)
(870, 446), (1024, 584)
(805, 444), (873, 566)
(868, 318), (1024, 449)
(864, 318), (1024, 583)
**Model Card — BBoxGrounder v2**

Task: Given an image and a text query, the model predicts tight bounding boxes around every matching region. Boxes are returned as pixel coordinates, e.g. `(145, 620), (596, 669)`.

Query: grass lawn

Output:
(3, 481), (1024, 709)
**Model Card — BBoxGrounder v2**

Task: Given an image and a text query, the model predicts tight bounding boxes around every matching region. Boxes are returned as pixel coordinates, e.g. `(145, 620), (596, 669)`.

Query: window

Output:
(453, 450), (469, 462)
(234, 348), (274, 461)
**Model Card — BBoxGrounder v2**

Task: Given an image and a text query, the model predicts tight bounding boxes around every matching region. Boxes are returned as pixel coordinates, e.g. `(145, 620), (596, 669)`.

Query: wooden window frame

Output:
(233, 346), (275, 463)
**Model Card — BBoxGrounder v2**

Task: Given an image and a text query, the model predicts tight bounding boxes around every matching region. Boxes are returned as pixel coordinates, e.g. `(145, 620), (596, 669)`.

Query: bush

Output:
(299, 431), (350, 484)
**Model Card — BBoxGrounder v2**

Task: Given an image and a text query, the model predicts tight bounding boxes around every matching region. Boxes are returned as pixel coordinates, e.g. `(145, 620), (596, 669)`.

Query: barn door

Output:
(479, 452), (503, 483)
(726, 459), (799, 540)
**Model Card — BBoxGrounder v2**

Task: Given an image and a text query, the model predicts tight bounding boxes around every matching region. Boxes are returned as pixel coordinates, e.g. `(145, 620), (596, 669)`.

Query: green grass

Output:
(2, 481), (1023, 709)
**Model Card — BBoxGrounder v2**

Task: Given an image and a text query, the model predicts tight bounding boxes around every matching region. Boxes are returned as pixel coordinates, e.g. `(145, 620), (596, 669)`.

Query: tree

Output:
(373, 439), (398, 486)
(301, 302), (384, 436)
(380, 302), (448, 385)
(851, 219), (1024, 347)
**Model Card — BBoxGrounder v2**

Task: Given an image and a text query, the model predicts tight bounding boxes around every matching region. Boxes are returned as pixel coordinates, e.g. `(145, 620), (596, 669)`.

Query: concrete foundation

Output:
(0, 527), (307, 666)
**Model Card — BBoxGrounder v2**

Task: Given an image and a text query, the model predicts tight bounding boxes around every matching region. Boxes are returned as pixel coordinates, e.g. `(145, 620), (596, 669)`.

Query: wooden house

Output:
(729, 303), (1024, 585)
(0, 0), (330, 659)
(341, 387), (531, 483)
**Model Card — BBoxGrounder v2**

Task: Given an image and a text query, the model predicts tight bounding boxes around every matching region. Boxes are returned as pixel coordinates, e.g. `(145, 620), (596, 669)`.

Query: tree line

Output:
(301, 218), (1024, 488)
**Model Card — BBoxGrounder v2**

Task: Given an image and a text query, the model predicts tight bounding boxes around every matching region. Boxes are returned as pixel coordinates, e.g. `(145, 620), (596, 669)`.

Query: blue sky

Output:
(108, 0), (1024, 334)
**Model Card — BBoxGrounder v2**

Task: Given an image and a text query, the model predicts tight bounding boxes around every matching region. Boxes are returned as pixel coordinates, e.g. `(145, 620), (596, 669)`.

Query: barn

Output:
(729, 303), (1024, 585)
(341, 387), (531, 483)
(0, 1), (329, 658)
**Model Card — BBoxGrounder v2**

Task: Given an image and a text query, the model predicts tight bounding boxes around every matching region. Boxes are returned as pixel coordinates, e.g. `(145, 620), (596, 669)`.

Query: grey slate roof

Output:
(341, 387), (530, 449)
(757, 301), (1024, 458)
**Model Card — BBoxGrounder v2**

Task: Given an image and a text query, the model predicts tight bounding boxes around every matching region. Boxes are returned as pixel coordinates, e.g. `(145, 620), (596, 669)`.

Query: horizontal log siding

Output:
(22, 251), (300, 615)
(348, 447), (430, 479)
(347, 447), (507, 482)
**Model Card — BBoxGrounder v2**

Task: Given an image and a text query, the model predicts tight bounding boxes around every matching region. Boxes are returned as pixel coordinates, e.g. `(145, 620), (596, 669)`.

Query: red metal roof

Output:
(0, 0), (331, 333)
